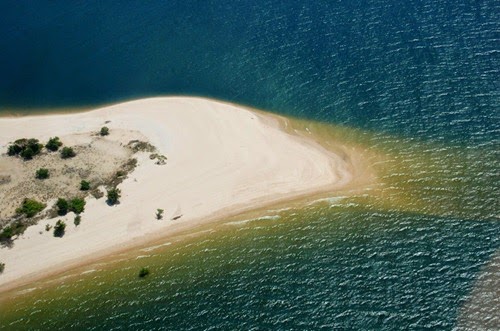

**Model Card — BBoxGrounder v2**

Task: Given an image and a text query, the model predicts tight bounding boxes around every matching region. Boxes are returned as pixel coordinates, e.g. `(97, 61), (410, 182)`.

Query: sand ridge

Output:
(0, 97), (364, 292)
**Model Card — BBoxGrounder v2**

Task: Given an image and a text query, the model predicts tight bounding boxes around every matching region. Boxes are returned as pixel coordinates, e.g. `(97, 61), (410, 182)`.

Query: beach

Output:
(0, 97), (366, 293)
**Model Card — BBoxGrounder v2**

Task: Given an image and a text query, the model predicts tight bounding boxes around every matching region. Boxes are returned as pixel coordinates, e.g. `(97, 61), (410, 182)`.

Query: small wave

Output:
(141, 242), (172, 252)
(307, 196), (346, 206)
(226, 215), (280, 226)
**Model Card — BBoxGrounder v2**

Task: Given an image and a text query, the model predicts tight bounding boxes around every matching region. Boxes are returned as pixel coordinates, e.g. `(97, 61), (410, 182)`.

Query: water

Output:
(0, 1), (499, 329)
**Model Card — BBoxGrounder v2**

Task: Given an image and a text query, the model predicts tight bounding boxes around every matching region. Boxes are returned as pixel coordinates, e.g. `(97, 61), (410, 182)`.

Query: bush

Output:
(20, 148), (35, 160)
(100, 127), (109, 136)
(45, 224), (52, 232)
(74, 215), (81, 226)
(0, 222), (27, 241)
(107, 188), (121, 205)
(35, 168), (49, 179)
(56, 198), (69, 216)
(0, 262), (4, 273)
(53, 220), (66, 237)
(45, 137), (62, 151)
(16, 199), (46, 218)
(7, 144), (22, 156)
(156, 209), (164, 220)
(80, 180), (90, 191)
(0, 226), (14, 241)
(61, 146), (76, 159)
(69, 197), (86, 214)
(138, 267), (150, 278)
(7, 138), (43, 160)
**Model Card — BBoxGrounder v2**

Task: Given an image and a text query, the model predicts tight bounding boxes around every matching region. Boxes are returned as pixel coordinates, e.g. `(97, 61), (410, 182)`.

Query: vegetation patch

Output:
(0, 221), (28, 244)
(100, 127), (110, 136)
(35, 168), (50, 179)
(7, 138), (43, 160)
(16, 199), (46, 218)
(53, 220), (66, 237)
(1, 129), (159, 245)
(56, 198), (69, 216)
(69, 197), (86, 214)
(74, 215), (81, 226)
(55, 197), (85, 215)
(45, 137), (63, 152)
(127, 140), (156, 153)
(0, 262), (4, 274)
(60, 146), (76, 159)
(80, 180), (90, 191)
(107, 188), (121, 205)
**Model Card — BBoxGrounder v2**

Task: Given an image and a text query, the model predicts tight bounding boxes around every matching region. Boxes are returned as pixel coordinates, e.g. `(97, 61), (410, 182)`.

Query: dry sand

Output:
(0, 97), (367, 293)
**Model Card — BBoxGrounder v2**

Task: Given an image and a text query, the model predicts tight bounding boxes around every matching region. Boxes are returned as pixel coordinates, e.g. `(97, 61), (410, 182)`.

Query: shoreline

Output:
(0, 97), (374, 295)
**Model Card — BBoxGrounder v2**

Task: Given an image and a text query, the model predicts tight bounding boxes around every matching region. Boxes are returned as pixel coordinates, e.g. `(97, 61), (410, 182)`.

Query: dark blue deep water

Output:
(0, 1), (499, 330)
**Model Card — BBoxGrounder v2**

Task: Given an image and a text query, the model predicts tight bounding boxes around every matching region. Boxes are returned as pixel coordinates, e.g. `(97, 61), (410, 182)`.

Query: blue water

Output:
(0, 1), (499, 329)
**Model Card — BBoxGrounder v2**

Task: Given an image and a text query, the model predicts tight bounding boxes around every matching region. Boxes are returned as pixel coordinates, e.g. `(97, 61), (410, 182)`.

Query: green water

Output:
(1, 206), (498, 330)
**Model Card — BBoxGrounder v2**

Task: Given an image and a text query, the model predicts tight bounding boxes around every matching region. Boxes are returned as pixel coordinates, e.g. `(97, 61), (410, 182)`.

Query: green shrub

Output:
(107, 188), (121, 205)
(0, 227), (13, 241)
(74, 215), (81, 226)
(7, 138), (43, 160)
(100, 127), (110, 136)
(20, 147), (35, 160)
(80, 180), (90, 191)
(156, 208), (164, 220)
(60, 146), (76, 159)
(0, 222), (27, 241)
(53, 220), (66, 237)
(7, 144), (22, 156)
(0, 262), (4, 273)
(138, 267), (150, 278)
(69, 197), (86, 214)
(16, 199), (46, 218)
(56, 198), (69, 216)
(45, 136), (62, 151)
(45, 224), (52, 232)
(35, 168), (49, 179)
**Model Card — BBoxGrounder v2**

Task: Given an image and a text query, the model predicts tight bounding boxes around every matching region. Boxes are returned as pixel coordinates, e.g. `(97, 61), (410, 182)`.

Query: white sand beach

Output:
(0, 97), (364, 292)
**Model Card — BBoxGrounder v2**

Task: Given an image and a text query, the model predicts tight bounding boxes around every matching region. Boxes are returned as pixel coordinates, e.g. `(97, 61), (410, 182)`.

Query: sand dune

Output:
(0, 97), (359, 292)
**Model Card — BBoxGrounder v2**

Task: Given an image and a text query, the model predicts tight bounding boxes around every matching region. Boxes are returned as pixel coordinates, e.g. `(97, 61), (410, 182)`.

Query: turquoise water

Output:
(0, 1), (499, 329)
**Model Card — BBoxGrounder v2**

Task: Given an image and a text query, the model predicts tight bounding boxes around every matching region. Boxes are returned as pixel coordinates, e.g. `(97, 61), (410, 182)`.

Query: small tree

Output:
(107, 188), (121, 205)
(69, 197), (86, 214)
(45, 137), (62, 151)
(80, 180), (90, 191)
(74, 215), (81, 226)
(0, 262), (4, 274)
(60, 146), (76, 159)
(53, 220), (66, 237)
(138, 267), (150, 278)
(156, 209), (164, 220)
(35, 168), (49, 179)
(16, 199), (46, 218)
(56, 198), (69, 216)
(100, 127), (110, 136)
